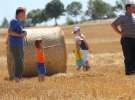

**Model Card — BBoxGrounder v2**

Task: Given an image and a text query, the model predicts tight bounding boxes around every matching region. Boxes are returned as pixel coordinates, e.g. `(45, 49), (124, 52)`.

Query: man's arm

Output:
(111, 16), (122, 35)
(6, 29), (23, 44)
(111, 23), (122, 35)
(9, 31), (24, 37)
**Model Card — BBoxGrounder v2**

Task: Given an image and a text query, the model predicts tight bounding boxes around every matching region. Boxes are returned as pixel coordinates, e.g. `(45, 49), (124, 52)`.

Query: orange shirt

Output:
(35, 48), (45, 63)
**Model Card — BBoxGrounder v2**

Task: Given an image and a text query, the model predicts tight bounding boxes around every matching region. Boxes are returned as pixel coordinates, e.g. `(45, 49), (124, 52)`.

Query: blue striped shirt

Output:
(112, 12), (135, 38)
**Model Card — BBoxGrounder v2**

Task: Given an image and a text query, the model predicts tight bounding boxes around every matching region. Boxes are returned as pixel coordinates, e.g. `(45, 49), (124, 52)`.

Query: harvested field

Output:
(1, 22), (134, 100)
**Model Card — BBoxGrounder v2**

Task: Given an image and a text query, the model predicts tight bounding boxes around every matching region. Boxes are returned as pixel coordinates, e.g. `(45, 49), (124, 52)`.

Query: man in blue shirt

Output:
(7, 7), (26, 82)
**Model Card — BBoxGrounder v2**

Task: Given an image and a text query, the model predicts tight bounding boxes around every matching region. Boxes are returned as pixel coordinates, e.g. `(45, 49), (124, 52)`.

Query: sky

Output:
(0, 0), (116, 25)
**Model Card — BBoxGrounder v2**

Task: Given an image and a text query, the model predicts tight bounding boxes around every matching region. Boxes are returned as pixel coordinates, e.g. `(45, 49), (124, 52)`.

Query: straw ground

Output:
(0, 22), (134, 100)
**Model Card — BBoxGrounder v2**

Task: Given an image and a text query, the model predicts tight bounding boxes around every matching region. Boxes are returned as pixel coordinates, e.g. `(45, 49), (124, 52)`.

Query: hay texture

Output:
(7, 27), (67, 77)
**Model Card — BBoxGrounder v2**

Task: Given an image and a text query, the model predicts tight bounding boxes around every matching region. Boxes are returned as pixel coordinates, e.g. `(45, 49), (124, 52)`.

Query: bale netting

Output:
(7, 27), (67, 77)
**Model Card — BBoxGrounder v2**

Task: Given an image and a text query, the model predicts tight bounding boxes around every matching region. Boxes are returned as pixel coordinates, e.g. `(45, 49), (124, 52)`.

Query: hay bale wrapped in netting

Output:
(7, 27), (67, 77)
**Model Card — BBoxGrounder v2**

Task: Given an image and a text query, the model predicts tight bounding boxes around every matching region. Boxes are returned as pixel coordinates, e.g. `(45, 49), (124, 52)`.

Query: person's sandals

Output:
(14, 77), (20, 83)
(77, 66), (81, 71)
(86, 66), (90, 71)
(83, 66), (90, 71)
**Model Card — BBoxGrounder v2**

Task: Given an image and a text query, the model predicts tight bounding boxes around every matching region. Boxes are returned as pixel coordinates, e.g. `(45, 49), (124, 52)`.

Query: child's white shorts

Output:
(81, 50), (90, 64)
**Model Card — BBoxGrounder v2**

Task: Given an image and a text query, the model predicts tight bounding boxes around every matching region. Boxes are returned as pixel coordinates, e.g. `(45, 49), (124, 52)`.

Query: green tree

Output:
(27, 9), (47, 26)
(66, 17), (74, 25)
(66, 1), (82, 23)
(105, 3), (116, 18)
(92, 0), (108, 19)
(115, 0), (126, 11)
(1, 17), (9, 28)
(44, 0), (65, 26)
(86, 0), (116, 19)
(85, 0), (93, 19)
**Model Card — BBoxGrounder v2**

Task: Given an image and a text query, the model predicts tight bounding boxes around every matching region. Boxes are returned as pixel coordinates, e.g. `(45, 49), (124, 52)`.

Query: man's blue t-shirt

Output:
(9, 19), (24, 46)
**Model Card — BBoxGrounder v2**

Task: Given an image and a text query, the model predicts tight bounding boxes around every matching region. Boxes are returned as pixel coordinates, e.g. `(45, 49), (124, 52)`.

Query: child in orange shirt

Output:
(35, 40), (46, 82)
(35, 39), (59, 81)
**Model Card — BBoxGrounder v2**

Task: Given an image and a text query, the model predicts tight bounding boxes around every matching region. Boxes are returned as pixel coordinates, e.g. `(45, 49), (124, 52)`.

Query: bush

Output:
(66, 17), (74, 25)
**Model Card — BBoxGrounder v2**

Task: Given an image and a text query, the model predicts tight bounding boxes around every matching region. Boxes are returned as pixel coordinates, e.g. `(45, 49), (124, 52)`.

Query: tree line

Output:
(0, 0), (125, 27)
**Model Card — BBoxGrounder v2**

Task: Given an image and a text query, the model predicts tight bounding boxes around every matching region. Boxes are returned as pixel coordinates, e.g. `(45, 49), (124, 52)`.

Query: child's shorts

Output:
(76, 59), (84, 66)
(81, 50), (90, 64)
(37, 63), (46, 75)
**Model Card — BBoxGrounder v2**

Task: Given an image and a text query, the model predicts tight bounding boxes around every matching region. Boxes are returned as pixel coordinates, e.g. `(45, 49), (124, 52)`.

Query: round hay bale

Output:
(7, 27), (67, 77)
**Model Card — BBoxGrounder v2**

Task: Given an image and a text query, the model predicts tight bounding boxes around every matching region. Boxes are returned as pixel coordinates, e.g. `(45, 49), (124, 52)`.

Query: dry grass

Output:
(0, 22), (135, 100)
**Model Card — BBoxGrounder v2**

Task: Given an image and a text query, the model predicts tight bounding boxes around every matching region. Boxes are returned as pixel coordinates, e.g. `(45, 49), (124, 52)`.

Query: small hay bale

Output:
(7, 27), (67, 77)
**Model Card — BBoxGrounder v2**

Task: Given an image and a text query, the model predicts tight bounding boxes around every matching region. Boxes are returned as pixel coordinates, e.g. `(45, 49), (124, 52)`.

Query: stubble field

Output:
(0, 21), (134, 100)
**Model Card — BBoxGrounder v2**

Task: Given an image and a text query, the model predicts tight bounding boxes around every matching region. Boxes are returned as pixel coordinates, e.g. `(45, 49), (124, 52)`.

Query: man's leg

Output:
(10, 45), (24, 79)
(132, 39), (135, 72)
(8, 45), (15, 80)
(18, 46), (24, 78)
(16, 46), (24, 78)
(121, 38), (135, 75)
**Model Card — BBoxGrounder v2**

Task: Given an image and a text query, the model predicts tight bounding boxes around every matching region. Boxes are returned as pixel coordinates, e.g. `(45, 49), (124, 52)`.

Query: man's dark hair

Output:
(125, 4), (132, 11)
(16, 7), (26, 16)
